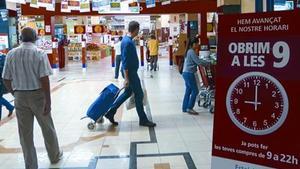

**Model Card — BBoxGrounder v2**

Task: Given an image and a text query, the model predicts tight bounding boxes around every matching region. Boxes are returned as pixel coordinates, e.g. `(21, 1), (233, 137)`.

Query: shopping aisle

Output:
(0, 56), (213, 169)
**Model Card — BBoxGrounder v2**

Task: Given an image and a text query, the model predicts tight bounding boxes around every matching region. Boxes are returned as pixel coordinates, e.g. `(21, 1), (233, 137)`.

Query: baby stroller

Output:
(197, 64), (216, 113)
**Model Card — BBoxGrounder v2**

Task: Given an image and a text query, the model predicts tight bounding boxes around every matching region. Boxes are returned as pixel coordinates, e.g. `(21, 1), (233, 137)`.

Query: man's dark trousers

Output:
(107, 71), (148, 122)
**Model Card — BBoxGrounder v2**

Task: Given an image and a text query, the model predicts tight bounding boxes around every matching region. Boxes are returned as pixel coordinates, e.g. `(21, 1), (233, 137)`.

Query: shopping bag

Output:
(126, 87), (148, 110)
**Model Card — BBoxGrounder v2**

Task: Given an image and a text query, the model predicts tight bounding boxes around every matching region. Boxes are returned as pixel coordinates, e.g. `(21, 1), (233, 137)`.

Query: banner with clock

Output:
(211, 11), (300, 169)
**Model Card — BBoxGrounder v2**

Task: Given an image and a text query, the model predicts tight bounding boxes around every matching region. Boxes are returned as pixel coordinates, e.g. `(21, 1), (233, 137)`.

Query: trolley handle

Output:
(114, 87), (125, 100)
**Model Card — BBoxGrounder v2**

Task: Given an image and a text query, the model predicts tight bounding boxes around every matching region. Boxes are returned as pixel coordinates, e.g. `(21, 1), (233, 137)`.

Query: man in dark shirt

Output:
(105, 21), (156, 127)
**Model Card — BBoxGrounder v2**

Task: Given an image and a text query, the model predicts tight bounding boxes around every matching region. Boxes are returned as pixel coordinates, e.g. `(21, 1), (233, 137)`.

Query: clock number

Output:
(272, 91), (277, 97)
(235, 88), (243, 95)
(243, 117), (247, 123)
(275, 102), (280, 109)
(234, 98), (239, 104)
(265, 83), (269, 89)
(244, 82), (250, 88)
(263, 120), (268, 126)
(253, 121), (257, 127)
(271, 113), (276, 119)
(273, 41), (290, 68)
(253, 80), (261, 86)
(236, 108), (241, 115)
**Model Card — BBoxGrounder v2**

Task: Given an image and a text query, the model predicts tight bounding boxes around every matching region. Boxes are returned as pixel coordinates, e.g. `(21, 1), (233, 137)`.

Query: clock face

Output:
(226, 72), (289, 135)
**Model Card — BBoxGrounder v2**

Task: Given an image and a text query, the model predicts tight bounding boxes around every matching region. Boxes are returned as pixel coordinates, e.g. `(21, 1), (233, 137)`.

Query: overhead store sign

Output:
(92, 0), (101, 11)
(128, 0), (139, 13)
(161, 0), (171, 5)
(80, 0), (90, 12)
(98, 0), (140, 14)
(110, 0), (121, 11)
(68, 0), (80, 11)
(74, 25), (86, 34)
(30, 0), (38, 8)
(212, 11), (300, 169)
(61, 0), (70, 12)
(146, 0), (156, 8)
(37, 0), (55, 11)
(28, 0), (139, 14)
(99, 0), (110, 13)
(6, 0), (26, 4)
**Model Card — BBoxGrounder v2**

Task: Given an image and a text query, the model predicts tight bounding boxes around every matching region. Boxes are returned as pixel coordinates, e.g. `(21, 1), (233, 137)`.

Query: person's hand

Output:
(124, 79), (129, 88)
(205, 60), (211, 67)
(202, 59), (211, 67)
(43, 101), (51, 116)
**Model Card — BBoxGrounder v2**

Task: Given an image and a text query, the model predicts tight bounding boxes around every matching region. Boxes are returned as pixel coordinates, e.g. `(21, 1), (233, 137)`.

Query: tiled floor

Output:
(0, 55), (214, 169)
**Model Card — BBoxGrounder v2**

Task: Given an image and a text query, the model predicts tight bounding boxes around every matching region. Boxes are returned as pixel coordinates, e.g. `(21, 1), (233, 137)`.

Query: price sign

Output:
(212, 11), (300, 169)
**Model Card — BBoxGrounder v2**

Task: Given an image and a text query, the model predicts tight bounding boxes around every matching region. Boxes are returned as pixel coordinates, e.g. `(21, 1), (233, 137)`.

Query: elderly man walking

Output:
(2, 27), (62, 169)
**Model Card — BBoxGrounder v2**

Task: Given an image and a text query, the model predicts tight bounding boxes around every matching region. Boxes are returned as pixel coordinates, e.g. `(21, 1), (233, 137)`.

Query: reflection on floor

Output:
(0, 56), (213, 169)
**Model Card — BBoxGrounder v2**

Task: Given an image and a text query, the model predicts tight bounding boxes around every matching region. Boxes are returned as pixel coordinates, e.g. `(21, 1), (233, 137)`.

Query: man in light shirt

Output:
(114, 36), (124, 79)
(2, 27), (62, 169)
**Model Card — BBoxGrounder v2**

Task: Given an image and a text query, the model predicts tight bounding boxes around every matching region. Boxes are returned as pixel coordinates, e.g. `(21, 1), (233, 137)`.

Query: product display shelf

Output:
(67, 43), (82, 61)
(87, 51), (101, 61)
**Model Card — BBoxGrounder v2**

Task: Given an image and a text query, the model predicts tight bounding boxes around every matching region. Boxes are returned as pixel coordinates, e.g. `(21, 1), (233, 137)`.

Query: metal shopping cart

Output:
(197, 57), (216, 113)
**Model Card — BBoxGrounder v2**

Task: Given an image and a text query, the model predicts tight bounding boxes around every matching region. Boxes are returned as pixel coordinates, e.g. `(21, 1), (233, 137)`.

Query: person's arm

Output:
(190, 50), (210, 67)
(123, 69), (129, 88)
(38, 52), (53, 115)
(121, 43), (130, 87)
(2, 54), (13, 94)
(3, 79), (13, 94)
(40, 76), (51, 115)
(156, 40), (159, 56)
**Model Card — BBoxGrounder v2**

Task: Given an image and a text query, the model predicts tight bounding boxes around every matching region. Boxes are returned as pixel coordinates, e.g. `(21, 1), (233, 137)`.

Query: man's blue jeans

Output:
(182, 72), (199, 112)
(0, 95), (14, 120)
(107, 71), (148, 122)
(115, 55), (124, 79)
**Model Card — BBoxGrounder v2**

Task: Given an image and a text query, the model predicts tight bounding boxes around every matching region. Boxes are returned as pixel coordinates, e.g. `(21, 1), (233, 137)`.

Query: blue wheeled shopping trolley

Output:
(81, 84), (123, 130)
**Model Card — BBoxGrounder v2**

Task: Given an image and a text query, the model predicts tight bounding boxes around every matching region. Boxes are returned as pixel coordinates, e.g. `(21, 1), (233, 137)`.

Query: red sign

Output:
(92, 25), (105, 33)
(212, 11), (300, 169)
(74, 25), (86, 34)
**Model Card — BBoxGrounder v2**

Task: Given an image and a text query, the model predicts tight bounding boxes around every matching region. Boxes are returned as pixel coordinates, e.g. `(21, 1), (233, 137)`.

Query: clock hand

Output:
(244, 85), (261, 110)
(244, 101), (262, 105)
(255, 85), (258, 111)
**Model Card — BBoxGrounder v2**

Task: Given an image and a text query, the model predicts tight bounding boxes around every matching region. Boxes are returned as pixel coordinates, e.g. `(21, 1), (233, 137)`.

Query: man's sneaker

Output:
(51, 151), (63, 164)
(139, 121), (156, 127)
